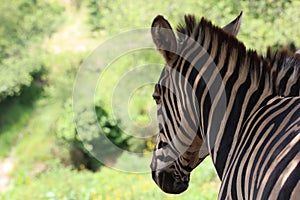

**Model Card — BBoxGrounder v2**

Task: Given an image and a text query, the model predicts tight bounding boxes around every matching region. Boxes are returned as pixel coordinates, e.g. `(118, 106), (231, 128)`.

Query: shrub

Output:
(56, 99), (131, 171)
(87, 0), (300, 52)
(0, 0), (64, 101)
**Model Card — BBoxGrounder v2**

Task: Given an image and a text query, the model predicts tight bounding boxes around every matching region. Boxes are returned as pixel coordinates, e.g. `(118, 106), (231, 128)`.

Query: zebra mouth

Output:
(152, 170), (189, 194)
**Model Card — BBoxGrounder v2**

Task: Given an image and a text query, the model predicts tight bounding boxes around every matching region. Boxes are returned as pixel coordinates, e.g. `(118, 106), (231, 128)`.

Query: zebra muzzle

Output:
(152, 170), (189, 194)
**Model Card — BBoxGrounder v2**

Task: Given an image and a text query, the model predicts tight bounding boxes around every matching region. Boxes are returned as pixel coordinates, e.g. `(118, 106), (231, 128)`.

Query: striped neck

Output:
(176, 17), (300, 178)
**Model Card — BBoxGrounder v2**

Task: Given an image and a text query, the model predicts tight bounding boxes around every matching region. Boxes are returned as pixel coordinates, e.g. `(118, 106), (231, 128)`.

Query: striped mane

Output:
(176, 15), (300, 97)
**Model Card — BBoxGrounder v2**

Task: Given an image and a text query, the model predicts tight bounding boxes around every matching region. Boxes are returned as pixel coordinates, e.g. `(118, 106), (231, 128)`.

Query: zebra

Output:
(150, 12), (300, 199)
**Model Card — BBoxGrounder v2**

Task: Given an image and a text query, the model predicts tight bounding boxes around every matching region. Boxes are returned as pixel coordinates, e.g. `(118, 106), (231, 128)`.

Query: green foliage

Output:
(0, 98), (33, 158)
(56, 99), (131, 171)
(44, 51), (86, 105)
(0, 0), (64, 101)
(0, 0), (64, 57)
(87, 0), (111, 31)
(0, 63), (48, 158)
(238, 0), (300, 52)
(94, 49), (162, 153)
(0, 49), (44, 100)
(87, 0), (300, 52)
(95, 105), (130, 150)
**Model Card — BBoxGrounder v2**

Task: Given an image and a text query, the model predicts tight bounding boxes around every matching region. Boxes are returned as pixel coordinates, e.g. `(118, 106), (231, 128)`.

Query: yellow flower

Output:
(138, 175), (143, 180)
(106, 185), (112, 190)
(25, 177), (31, 184)
(79, 164), (86, 170)
(124, 191), (131, 196)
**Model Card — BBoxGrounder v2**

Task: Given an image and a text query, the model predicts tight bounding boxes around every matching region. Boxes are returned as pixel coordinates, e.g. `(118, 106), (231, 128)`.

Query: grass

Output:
(1, 157), (219, 200)
(0, 96), (36, 159)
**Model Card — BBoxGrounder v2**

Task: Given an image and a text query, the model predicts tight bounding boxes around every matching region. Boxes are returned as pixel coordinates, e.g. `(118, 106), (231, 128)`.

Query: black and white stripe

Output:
(150, 12), (300, 199)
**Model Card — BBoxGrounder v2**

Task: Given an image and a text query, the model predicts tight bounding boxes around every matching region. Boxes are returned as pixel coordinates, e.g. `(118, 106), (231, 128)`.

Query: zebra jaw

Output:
(150, 155), (190, 194)
(151, 169), (190, 194)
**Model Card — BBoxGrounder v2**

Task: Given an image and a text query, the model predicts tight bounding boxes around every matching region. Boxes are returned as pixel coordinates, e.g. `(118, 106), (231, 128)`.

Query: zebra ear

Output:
(151, 15), (178, 65)
(222, 11), (243, 37)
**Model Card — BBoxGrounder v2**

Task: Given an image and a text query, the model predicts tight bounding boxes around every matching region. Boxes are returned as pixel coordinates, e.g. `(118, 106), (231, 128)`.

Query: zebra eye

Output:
(152, 94), (161, 104)
(158, 141), (168, 149)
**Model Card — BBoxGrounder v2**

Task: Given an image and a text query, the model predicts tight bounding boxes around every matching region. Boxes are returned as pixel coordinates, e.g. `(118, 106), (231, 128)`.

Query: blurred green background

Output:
(0, 0), (299, 199)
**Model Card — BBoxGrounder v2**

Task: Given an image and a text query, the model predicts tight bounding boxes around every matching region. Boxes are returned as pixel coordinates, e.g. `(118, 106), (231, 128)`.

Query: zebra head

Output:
(150, 13), (242, 194)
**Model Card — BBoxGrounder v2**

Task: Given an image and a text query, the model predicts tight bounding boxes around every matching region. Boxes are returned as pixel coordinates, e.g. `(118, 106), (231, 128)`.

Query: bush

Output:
(56, 99), (131, 171)
(0, 0), (64, 101)
(87, 0), (300, 52)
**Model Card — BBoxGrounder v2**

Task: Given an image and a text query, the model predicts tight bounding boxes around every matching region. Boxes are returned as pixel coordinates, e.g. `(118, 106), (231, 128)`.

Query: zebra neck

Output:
(268, 50), (300, 97)
(200, 49), (300, 178)
(177, 16), (300, 178)
(196, 46), (275, 178)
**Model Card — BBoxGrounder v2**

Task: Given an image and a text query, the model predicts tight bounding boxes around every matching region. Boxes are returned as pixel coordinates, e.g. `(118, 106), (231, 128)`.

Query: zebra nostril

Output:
(183, 176), (190, 184)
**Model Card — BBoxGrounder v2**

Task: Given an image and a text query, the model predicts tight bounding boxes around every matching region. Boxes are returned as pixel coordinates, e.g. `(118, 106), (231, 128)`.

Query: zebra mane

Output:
(176, 14), (300, 96)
